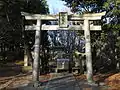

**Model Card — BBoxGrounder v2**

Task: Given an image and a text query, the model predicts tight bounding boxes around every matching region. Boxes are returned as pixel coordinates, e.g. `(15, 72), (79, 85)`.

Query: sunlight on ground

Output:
(22, 66), (32, 72)
(15, 60), (24, 65)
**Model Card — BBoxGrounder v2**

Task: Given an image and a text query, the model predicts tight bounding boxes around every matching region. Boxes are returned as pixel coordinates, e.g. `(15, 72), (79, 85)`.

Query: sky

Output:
(46, 0), (70, 14)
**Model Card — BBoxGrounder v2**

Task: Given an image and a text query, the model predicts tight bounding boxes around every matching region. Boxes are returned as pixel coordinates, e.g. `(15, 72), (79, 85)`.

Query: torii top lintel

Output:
(21, 12), (106, 20)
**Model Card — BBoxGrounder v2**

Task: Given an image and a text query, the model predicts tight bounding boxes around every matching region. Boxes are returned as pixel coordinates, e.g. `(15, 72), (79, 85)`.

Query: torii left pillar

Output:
(32, 20), (41, 87)
(84, 19), (93, 83)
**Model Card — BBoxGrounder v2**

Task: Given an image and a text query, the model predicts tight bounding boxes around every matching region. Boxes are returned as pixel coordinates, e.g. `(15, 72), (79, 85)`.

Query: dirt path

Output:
(0, 62), (120, 90)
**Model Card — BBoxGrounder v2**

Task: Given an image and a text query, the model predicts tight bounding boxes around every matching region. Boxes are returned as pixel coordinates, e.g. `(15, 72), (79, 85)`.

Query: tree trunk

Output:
(24, 43), (34, 66)
(24, 44), (28, 66)
(79, 56), (83, 74)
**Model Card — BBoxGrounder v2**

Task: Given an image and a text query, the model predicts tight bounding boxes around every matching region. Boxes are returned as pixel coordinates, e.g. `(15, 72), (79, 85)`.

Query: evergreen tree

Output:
(0, 0), (50, 63)
(62, 0), (105, 13)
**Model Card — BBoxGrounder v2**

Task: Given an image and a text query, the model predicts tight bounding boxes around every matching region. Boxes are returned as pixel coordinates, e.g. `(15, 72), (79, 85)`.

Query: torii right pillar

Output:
(83, 12), (105, 83)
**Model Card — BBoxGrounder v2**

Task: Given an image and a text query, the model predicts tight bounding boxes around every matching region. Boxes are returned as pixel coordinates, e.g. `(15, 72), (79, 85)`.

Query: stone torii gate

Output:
(21, 12), (105, 85)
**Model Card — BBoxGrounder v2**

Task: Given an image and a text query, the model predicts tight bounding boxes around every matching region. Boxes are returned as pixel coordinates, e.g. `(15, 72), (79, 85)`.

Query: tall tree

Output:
(0, 0), (50, 66)
(62, 0), (105, 13)
(0, 0), (23, 61)
(102, 0), (120, 70)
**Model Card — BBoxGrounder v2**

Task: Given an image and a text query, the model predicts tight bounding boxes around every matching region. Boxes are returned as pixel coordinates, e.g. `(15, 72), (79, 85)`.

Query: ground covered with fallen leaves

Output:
(74, 72), (120, 90)
(105, 73), (120, 90)
(0, 61), (120, 90)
